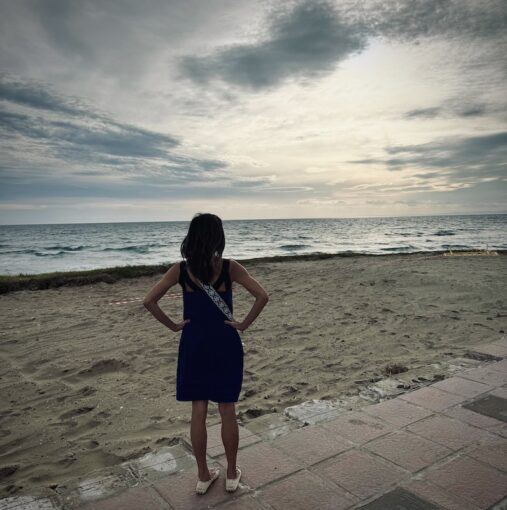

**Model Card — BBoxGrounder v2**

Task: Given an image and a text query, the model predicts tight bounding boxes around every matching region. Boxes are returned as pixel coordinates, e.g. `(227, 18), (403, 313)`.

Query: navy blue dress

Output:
(176, 258), (244, 402)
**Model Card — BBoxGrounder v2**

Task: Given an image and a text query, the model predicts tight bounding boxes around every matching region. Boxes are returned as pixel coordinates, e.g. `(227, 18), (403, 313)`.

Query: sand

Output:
(0, 252), (506, 495)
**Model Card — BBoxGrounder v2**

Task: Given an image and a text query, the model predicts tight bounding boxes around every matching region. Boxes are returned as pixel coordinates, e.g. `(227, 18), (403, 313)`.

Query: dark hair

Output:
(180, 213), (225, 283)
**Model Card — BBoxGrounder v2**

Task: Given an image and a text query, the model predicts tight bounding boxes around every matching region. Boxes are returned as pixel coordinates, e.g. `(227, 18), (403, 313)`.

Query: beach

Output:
(1, 251), (506, 496)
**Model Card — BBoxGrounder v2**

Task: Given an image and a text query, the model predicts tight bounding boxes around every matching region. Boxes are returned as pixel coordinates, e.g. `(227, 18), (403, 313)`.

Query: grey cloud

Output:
(357, 0), (507, 42)
(405, 103), (489, 119)
(0, 77), (231, 176)
(0, 108), (179, 160)
(0, 76), (86, 116)
(405, 107), (443, 119)
(178, 0), (507, 91)
(177, 0), (368, 91)
(348, 131), (507, 181)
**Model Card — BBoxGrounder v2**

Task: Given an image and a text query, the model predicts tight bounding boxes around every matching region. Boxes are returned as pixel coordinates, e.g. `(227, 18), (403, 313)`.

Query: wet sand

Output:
(0, 251), (506, 495)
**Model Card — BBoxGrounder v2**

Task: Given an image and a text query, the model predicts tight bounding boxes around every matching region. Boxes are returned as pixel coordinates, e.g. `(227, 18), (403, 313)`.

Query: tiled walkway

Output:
(2, 338), (507, 510)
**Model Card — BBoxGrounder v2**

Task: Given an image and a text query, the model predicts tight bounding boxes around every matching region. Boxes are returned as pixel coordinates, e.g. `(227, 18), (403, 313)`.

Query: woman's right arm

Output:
(228, 259), (269, 330)
(143, 263), (189, 332)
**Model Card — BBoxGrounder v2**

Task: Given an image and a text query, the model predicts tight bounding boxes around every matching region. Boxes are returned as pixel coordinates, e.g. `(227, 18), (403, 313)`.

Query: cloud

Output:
(0, 76), (228, 175)
(405, 103), (489, 119)
(177, 0), (507, 91)
(356, 0), (507, 42)
(0, 76), (88, 116)
(348, 131), (507, 181)
(177, 0), (369, 91)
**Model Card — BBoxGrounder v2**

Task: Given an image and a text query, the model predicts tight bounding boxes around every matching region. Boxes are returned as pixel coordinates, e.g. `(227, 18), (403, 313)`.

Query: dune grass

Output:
(1, 249), (503, 294)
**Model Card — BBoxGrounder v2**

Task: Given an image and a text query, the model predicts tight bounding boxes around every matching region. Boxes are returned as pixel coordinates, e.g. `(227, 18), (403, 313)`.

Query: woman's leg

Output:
(218, 402), (239, 478)
(191, 400), (211, 481)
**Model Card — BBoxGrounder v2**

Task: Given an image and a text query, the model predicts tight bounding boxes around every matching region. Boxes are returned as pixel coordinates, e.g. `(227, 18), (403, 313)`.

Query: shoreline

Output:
(0, 248), (504, 294)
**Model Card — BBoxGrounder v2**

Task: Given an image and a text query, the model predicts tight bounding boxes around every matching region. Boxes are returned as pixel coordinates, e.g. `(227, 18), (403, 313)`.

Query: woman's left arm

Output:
(143, 263), (189, 332)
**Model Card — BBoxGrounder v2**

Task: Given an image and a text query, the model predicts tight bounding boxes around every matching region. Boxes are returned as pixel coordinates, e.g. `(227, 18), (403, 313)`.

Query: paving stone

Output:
(406, 414), (492, 450)
(398, 386), (465, 411)
(471, 342), (507, 358)
(217, 494), (266, 509)
(424, 455), (507, 509)
(444, 403), (507, 433)
(270, 424), (354, 466)
(431, 376), (493, 398)
(241, 412), (301, 440)
(76, 486), (168, 510)
(460, 365), (507, 386)
(361, 397), (433, 427)
(58, 467), (138, 509)
(284, 400), (341, 425)
(490, 387), (507, 400)
(489, 358), (507, 373)
(217, 441), (302, 489)
(319, 410), (395, 445)
(123, 444), (196, 483)
(463, 395), (507, 423)
(404, 479), (482, 510)
(153, 462), (248, 510)
(490, 496), (507, 510)
(364, 430), (452, 472)
(355, 486), (440, 510)
(465, 435), (507, 472)
(258, 469), (359, 510)
(313, 448), (408, 500)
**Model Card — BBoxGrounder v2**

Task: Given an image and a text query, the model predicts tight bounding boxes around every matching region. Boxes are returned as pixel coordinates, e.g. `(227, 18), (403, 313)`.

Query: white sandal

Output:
(225, 466), (242, 492)
(196, 467), (220, 495)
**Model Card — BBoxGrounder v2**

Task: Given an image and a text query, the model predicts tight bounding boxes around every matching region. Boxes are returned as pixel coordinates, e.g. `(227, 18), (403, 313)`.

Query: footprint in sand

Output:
(59, 406), (96, 420)
(78, 358), (129, 376)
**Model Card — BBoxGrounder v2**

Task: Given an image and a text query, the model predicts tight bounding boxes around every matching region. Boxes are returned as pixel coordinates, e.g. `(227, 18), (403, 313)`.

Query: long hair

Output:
(180, 213), (225, 284)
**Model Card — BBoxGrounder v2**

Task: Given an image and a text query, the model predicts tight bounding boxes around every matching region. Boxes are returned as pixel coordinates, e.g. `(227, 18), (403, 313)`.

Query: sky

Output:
(0, 0), (506, 224)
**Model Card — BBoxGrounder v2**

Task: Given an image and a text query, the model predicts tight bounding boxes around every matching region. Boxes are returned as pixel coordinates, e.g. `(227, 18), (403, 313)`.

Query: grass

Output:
(1, 249), (504, 295)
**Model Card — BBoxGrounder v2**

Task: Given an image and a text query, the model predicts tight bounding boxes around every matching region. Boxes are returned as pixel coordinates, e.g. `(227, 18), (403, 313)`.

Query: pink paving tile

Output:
(431, 376), (493, 398)
(319, 410), (395, 445)
(460, 365), (507, 386)
(404, 479), (482, 510)
(153, 463), (248, 510)
(76, 486), (169, 510)
(258, 469), (359, 510)
(465, 435), (507, 471)
(217, 441), (302, 489)
(489, 386), (507, 400)
(424, 455), (507, 509)
(471, 342), (507, 358)
(270, 424), (354, 466)
(398, 386), (466, 411)
(364, 429), (452, 472)
(361, 397), (433, 427)
(489, 358), (507, 373)
(443, 404), (506, 432)
(406, 414), (493, 450)
(219, 494), (266, 510)
(313, 448), (408, 500)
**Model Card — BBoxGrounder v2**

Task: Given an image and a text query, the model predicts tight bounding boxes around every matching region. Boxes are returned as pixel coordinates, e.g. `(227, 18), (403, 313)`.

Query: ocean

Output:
(0, 214), (505, 276)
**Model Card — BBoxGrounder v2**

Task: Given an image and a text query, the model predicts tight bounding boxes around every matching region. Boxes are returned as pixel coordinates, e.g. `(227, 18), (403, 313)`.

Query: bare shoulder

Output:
(228, 259), (269, 300)
(228, 258), (247, 281)
(164, 261), (181, 283)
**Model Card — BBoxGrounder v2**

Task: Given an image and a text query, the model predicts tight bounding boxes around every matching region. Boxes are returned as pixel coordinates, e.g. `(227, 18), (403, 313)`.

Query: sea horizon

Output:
(1, 212), (505, 276)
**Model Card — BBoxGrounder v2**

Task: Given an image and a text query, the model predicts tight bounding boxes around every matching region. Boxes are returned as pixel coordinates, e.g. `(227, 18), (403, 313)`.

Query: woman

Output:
(143, 213), (269, 495)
